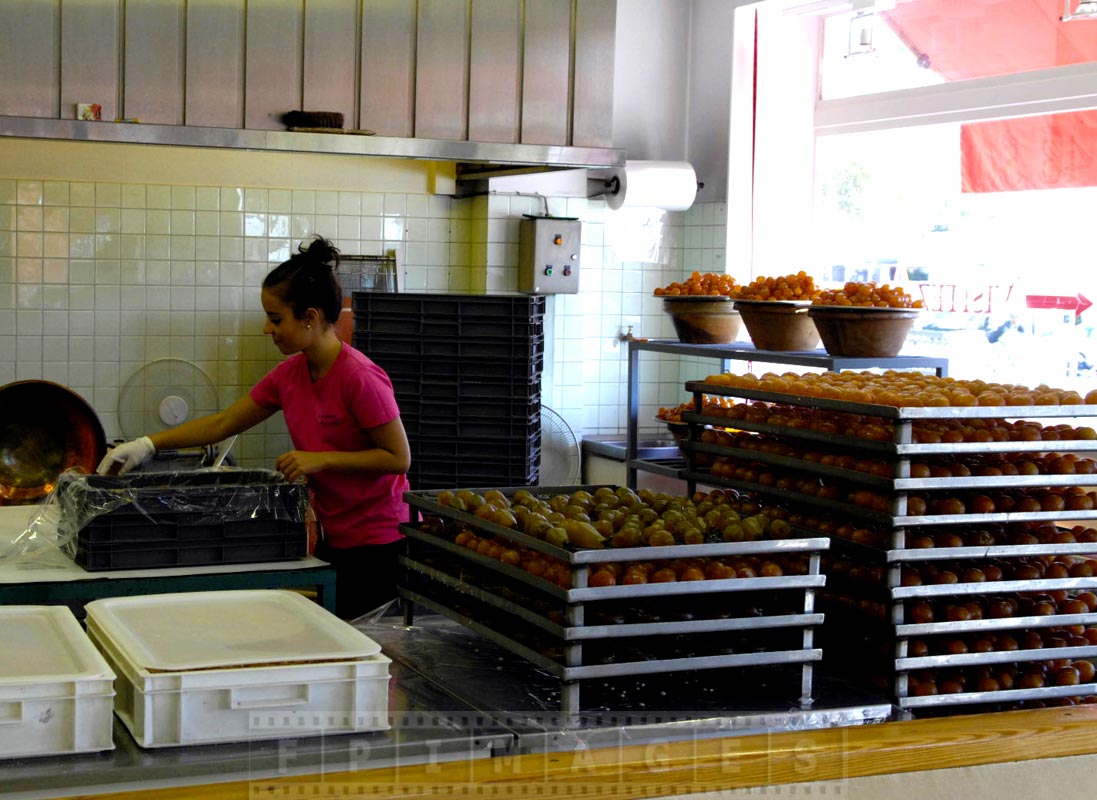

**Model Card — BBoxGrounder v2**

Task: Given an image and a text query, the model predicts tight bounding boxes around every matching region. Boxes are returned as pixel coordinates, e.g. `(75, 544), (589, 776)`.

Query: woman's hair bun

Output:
(299, 236), (340, 271)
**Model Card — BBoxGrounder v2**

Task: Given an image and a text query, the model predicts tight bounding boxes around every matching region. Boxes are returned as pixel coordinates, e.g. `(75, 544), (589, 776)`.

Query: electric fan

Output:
(538, 406), (581, 486)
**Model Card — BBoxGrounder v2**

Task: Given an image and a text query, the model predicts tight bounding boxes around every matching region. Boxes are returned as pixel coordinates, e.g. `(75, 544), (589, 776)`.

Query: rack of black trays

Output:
(353, 292), (545, 489)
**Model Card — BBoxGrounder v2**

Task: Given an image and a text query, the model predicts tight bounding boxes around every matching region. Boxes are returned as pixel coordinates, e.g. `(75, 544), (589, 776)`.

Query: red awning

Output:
(880, 0), (1097, 192)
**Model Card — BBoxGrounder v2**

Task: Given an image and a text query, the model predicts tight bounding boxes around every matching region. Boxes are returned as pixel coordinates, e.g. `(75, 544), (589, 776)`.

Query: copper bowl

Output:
(733, 299), (820, 352)
(0, 380), (107, 504)
(808, 305), (920, 357)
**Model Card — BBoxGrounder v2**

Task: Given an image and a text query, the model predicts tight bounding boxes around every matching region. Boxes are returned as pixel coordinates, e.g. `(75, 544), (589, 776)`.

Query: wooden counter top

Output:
(60, 704), (1097, 800)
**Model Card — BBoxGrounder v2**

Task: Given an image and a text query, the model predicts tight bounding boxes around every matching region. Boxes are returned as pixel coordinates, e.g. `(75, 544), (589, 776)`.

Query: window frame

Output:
(736, 1), (1097, 276)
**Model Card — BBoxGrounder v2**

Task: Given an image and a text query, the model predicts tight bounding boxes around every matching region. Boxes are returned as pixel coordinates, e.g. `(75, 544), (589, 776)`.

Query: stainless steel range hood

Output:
(0, 116), (626, 173)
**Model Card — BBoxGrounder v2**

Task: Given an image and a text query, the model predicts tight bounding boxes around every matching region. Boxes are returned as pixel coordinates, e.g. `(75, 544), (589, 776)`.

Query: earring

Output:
(306, 323), (312, 329)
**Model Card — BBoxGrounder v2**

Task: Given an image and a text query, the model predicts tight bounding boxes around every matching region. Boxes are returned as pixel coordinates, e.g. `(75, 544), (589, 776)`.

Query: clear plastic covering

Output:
(0, 468), (307, 564)
(0, 494), (65, 561)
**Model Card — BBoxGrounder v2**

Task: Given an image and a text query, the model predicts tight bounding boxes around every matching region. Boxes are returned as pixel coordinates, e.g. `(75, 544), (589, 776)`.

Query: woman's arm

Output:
(149, 395), (275, 452)
(274, 417), (412, 483)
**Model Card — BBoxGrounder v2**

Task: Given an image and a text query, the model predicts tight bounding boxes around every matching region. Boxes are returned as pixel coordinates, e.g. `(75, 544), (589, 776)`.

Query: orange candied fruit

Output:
(732, 272), (820, 302)
(654, 271), (739, 297)
(702, 369), (1097, 411)
(813, 281), (924, 309)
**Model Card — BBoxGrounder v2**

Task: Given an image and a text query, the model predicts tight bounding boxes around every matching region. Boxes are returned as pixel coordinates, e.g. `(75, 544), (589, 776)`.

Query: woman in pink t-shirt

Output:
(98, 237), (411, 619)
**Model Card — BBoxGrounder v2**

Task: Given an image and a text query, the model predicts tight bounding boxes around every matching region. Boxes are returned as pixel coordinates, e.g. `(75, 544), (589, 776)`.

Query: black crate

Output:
(409, 461), (540, 490)
(411, 431), (541, 462)
(74, 510), (303, 544)
(391, 375), (540, 401)
(74, 532), (307, 571)
(352, 292), (546, 321)
(381, 352), (544, 383)
(456, 395), (542, 419)
(402, 410), (539, 438)
(355, 333), (546, 363)
(361, 312), (543, 340)
(58, 471), (308, 566)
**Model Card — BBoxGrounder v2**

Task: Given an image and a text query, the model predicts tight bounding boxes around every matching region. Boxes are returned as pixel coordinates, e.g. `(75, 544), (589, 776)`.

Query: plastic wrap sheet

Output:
(0, 492), (65, 562)
(0, 468), (308, 562)
(356, 614), (893, 741)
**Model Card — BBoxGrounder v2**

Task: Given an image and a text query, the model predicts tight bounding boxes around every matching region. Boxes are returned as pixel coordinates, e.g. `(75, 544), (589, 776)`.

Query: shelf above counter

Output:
(625, 339), (950, 490)
(0, 115), (626, 171)
(627, 339), (950, 375)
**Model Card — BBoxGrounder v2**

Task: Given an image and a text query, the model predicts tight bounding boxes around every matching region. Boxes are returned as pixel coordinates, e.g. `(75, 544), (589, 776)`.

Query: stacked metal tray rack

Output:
(398, 486), (829, 718)
(676, 380), (1097, 716)
(625, 339), (949, 490)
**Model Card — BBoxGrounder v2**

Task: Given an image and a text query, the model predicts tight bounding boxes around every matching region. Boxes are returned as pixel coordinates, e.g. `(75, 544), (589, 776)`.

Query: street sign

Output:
(1025, 294), (1092, 317)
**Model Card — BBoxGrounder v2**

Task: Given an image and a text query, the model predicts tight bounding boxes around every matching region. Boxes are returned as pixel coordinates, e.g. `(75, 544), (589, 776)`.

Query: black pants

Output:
(314, 539), (403, 620)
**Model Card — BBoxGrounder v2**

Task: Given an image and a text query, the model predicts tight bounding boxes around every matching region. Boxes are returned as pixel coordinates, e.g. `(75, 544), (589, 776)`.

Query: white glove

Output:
(96, 436), (156, 476)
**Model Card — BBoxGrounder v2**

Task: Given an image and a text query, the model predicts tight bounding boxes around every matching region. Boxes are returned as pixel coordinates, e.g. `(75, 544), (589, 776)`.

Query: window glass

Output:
(822, 0), (1097, 100)
(813, 126), (1097, 389)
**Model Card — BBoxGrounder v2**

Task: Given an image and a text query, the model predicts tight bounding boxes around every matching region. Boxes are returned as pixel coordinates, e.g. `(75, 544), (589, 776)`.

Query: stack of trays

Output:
(84, 590), (391, 747)
(58, 470), (308, 571)
(0, 606), (115, 758)
(677, 379), (1097, 715)
(399, 486), (828, 718)
(353, 293), (545, 489)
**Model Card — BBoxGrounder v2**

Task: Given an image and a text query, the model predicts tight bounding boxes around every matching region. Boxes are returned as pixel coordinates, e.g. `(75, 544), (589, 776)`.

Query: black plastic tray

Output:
(382, 352), (544, 382)
(359, 312), (544, 340)
(391, 375), (540, 401)
(410, 462), (539, 490)
(74, 532), (306, 571)
(402, 410), (540, 438)
(352, 292), (546, 320)
(354, 332), (546, 362)
(59, 470), (307, 547)
(411, 431), (541, 462)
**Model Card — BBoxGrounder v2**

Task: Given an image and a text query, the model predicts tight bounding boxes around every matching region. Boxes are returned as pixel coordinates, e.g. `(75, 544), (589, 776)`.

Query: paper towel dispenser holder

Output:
(587, 173), (704, 203)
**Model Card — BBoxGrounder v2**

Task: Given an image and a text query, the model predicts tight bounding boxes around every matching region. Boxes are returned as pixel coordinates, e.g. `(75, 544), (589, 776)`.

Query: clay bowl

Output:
(662, 296), (742, 344)
(733, 299), (820, 352)
(658, 418), (690, 445)
(808, 305), (920, 357)
(0, 380), (107, 504)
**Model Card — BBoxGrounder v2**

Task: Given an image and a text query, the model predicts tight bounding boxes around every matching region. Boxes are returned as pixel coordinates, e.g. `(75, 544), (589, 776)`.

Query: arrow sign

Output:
(1025, 293), (1092, 317)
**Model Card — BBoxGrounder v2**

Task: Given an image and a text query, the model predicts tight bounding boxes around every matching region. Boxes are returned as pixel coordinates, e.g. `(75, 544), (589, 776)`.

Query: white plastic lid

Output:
(85, 590), (382, 671)
(0, 606), (113, 683)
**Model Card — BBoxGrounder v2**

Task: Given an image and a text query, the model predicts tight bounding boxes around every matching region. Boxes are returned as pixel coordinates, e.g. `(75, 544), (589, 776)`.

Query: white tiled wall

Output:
(0, 166), (725, 468)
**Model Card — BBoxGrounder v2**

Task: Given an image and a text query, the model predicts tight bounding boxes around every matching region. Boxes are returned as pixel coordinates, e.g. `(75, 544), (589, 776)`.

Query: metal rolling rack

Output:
(625, 339), (948, 490)
(676, 380), (1097, 715)
(398, 486), (828, 718)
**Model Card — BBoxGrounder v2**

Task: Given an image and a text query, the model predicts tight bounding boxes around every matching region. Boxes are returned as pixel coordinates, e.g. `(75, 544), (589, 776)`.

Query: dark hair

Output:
(263, 236), (342, 323)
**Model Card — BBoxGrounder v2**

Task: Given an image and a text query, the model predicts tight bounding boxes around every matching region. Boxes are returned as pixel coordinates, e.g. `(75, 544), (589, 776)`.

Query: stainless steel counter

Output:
(0, 655), (512, 800)
(0, 614), (893, 800)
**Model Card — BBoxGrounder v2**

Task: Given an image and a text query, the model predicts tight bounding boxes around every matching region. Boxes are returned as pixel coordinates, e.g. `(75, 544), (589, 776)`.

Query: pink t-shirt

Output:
(250, 344), (409, 548)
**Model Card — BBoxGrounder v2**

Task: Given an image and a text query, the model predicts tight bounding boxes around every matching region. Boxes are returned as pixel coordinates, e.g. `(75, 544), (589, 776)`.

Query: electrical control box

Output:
(518, 216), (581, 294)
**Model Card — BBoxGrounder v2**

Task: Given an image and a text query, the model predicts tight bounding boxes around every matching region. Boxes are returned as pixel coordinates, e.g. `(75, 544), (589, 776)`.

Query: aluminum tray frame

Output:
(674, 384), (1097, 715)
(625, 339), (947, 490)
(400, 553), (824, 640)
(399, 485), (829, 717)
(684, 381), (1097, 421)
(682, 417), (1097, 489)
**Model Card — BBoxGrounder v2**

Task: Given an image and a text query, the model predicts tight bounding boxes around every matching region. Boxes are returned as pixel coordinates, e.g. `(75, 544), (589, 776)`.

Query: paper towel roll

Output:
(605, 160), (698, 211)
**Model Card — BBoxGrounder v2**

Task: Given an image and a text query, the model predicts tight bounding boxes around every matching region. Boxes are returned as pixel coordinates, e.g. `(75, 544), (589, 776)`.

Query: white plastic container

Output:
(0, 606), (115, 758)
(84, 590), (391, 748)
